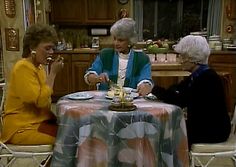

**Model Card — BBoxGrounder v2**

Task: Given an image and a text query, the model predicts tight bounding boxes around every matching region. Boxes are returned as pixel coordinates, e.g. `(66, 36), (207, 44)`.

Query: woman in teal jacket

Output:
(84, 18), (153, 96)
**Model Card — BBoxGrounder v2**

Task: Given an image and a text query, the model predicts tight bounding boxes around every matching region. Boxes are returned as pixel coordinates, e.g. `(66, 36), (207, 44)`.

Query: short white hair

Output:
(110, 18), (138, 45)
(174, 35), (210, 64)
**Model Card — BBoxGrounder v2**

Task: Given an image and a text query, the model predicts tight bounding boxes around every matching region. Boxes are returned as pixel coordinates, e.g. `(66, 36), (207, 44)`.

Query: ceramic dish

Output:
(67, 92), (94, 100)
(227, 46), (236, 50)
(105, 92), (139, 99)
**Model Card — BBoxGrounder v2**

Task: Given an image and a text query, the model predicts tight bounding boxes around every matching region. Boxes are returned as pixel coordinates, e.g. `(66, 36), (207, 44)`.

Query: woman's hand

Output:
(137, 83), (152, 96)
(46, 55), (64, 89)
(50, 55), (64, 75)
(88, 73), (109, 85)
(98, 73), (109, 83)
(87, 74), (100, 84)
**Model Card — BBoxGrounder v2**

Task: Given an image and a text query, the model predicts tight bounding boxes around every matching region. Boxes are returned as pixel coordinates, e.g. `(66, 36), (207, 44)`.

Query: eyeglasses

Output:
(178, 54), (190, 64)
(179, 56), (198, 65)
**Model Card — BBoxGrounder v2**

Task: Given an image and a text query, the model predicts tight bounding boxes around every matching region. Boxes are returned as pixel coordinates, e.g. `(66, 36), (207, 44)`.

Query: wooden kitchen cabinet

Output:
(50, 0), (84, 24)
(208, 51), (236, 114)
(50, 0), (117, 25)
(84, 0), (117, 25)
(51, 54), (71, 101)
(71, 54), (96, 92)
(151, 63), (190, 89)
(51, 52), (97, 102)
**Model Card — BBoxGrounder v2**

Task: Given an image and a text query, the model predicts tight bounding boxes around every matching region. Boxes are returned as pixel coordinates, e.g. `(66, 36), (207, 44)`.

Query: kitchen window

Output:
(134, 0), (216, 41)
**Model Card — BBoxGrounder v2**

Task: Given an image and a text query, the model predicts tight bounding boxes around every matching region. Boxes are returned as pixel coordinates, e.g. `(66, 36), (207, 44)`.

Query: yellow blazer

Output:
(0, 59), (55, 143)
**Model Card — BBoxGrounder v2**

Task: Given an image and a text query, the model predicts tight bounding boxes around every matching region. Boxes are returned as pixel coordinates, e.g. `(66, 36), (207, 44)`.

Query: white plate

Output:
(67, 92), (94, 100)
(123, 87), (137, 93)
(105, 92), (139, 99)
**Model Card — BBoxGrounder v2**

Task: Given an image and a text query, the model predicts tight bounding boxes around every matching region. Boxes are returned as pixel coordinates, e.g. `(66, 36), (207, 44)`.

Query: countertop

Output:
(151, 63), (184, 70)
(54, 48), (236, 55)
(54, 48), (99, 54)
(210, 50), (236, 54)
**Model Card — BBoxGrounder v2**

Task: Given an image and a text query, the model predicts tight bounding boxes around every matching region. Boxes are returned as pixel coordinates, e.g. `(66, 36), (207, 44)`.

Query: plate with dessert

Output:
(105, 88), (139, 99)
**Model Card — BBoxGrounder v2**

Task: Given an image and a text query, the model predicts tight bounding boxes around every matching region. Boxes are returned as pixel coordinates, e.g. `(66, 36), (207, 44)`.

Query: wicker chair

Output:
(217, 71), (233, 118)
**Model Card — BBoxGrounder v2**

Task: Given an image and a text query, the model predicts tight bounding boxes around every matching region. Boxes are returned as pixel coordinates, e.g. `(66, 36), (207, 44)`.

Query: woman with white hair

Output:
(152, 35), (231, 147)
(84, 18), (153, 96)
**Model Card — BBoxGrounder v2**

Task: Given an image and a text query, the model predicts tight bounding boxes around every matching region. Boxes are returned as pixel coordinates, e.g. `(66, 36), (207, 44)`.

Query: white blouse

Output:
(117, 52), (129, 87)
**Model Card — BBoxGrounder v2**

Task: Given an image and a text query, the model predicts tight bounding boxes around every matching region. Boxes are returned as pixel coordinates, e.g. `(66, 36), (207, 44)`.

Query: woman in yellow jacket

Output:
(0, 24), (64, 144)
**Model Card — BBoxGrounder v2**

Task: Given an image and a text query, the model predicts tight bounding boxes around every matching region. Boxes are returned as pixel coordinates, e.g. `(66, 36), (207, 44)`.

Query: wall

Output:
(0, 0), (47, 81)
(221, 0), (236, 40)
(0, 0), (24, 81)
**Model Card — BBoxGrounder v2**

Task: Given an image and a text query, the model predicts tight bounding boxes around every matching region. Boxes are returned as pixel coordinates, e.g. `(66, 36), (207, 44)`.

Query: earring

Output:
(31, 50), (36, 62)
(31, 50), (36, 54)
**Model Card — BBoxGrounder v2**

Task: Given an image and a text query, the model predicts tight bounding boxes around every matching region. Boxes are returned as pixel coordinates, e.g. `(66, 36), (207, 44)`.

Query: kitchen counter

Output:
(55, 48), (99, 54)
(151, 63), (183, 70)
(54, 48), (236, 55)
(210, 50), (236, 55)
(150, 50), (236, 72)
(151, 63), (190, 89)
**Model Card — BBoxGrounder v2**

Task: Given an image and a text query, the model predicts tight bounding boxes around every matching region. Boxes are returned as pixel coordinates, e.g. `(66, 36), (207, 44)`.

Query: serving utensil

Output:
(107, 80), (120, 89)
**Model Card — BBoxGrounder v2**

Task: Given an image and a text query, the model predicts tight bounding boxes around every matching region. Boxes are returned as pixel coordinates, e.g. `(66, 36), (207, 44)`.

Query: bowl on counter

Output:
(147, 46), (169, 54)
(226, 45), (236, 50)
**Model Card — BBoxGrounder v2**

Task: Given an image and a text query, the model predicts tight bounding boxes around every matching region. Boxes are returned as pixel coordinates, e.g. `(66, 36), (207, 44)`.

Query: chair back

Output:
(230, 105), (236, 137)
(0, 82), (6, 136)
(217, 71), (233, 118)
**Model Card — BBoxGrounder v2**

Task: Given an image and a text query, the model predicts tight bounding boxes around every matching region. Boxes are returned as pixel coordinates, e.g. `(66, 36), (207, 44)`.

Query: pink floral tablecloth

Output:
(51, 91), (189, 167)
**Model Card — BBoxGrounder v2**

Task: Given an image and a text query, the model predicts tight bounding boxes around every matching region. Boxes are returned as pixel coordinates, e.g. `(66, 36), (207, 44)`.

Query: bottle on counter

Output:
(222, 38), (233, 50)
(214, 41), (222, 51)
(56, 31), (67, 51)
(208, 35), (222, 51)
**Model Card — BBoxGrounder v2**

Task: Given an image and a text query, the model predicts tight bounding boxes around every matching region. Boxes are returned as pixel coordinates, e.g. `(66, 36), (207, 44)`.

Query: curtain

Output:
(133, 0), (143, 41)
(207, 0), (222, 36)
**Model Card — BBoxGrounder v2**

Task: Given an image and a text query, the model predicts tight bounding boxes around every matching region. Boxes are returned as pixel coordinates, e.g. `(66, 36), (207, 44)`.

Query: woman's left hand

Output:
(137, 83), (152, 96)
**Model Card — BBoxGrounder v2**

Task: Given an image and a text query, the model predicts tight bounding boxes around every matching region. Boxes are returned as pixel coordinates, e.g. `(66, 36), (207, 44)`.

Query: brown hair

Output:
(22, 24), (58, 58)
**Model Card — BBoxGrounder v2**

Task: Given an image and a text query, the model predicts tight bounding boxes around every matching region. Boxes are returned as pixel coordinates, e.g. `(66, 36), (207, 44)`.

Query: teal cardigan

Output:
(87, 48), (153, 90)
